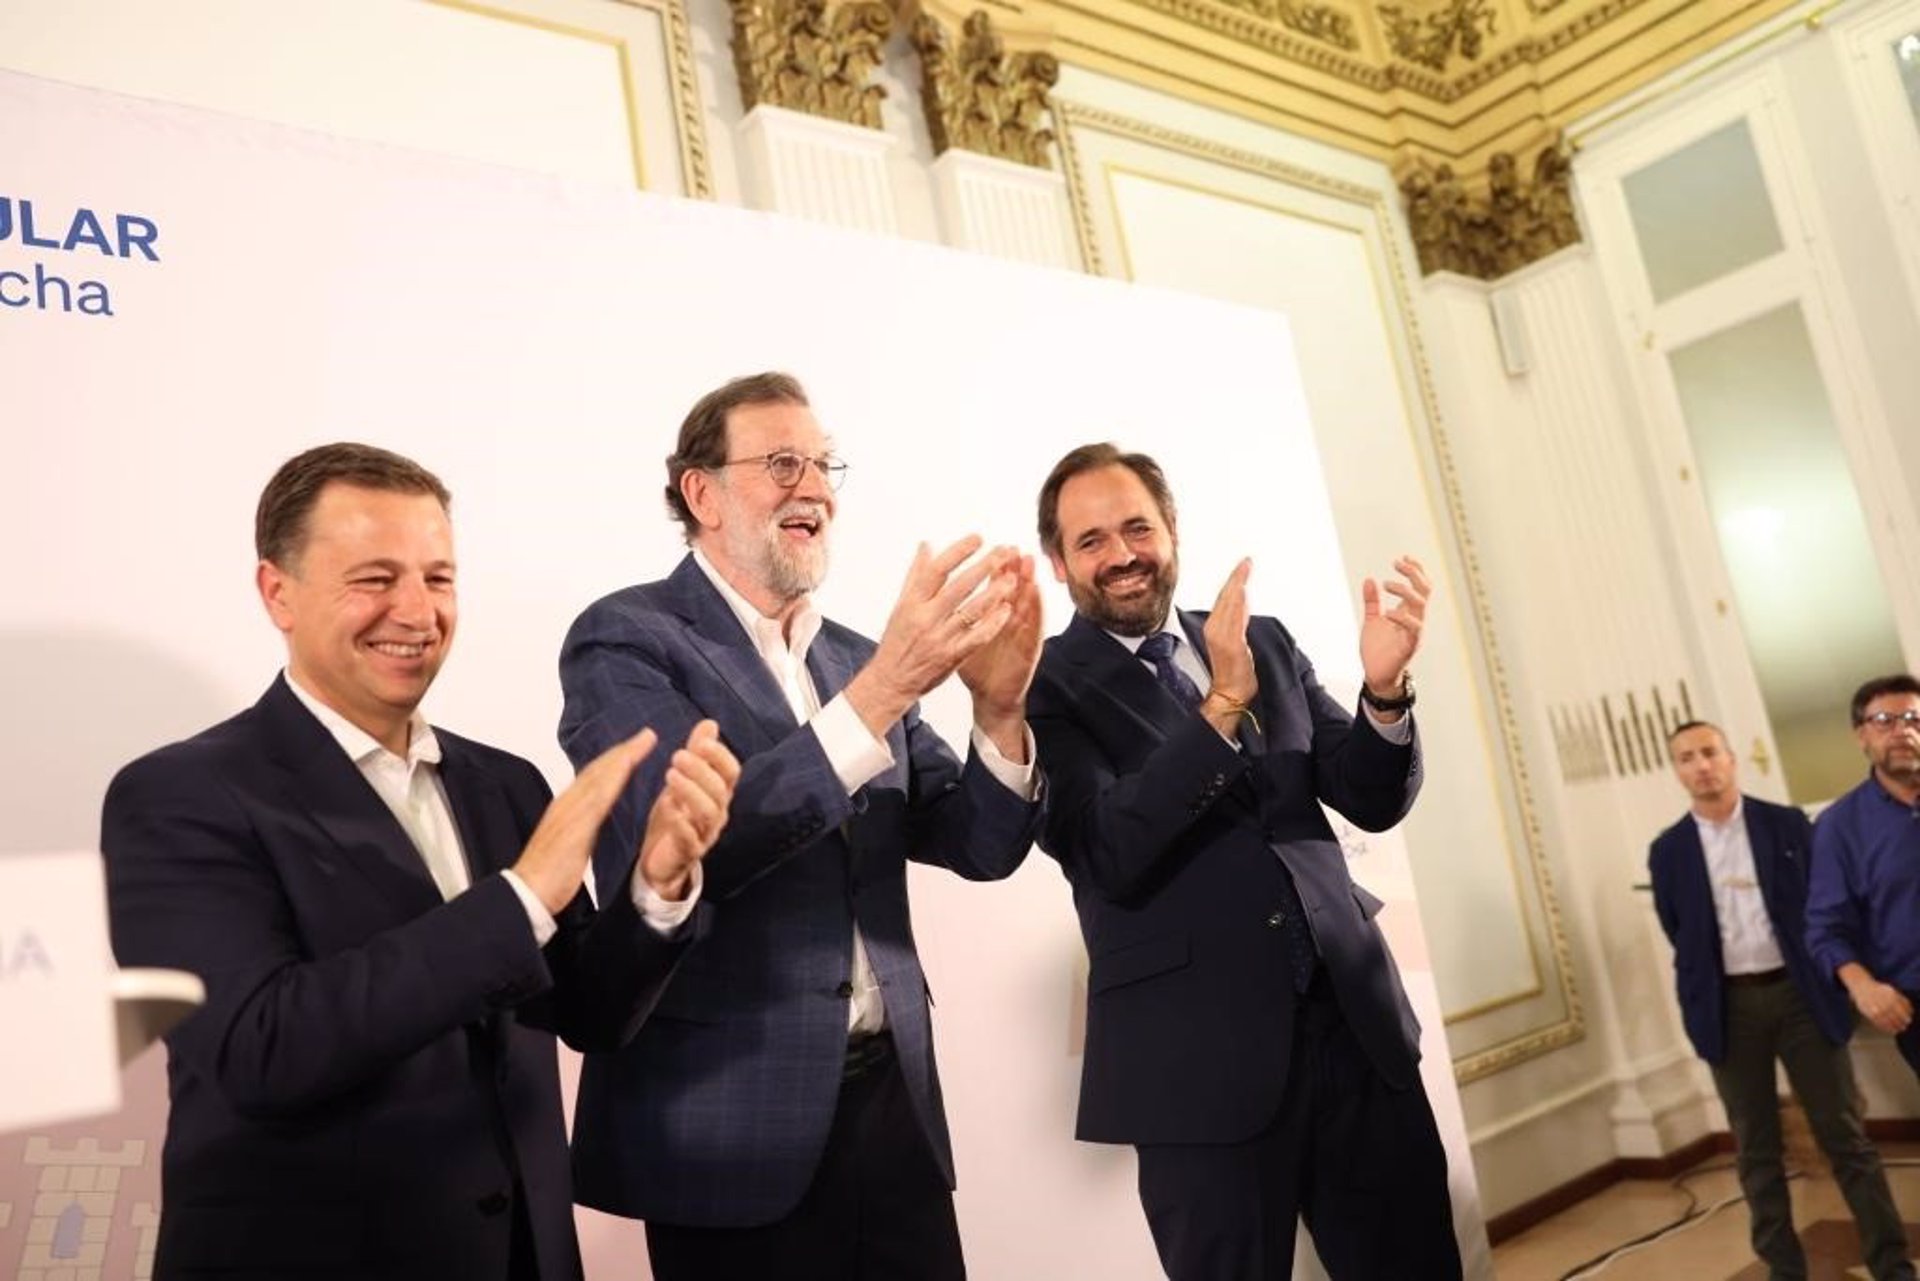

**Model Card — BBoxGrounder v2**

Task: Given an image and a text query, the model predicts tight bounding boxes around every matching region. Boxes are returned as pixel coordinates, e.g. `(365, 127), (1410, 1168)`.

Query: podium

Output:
(0, 850), (202, 1133)
(113, 967), (204, 1067)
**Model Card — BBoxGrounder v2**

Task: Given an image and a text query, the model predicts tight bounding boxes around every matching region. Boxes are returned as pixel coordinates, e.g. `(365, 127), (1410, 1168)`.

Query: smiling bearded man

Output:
(1024, 441), (1461, 1281)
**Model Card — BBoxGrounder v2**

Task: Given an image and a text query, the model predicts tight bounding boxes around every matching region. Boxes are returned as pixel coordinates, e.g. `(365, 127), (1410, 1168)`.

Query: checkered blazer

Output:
(559, 555), (1041, 1228)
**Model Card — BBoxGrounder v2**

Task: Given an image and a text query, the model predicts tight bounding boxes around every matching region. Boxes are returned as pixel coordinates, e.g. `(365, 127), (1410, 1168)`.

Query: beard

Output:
(1066, 553), (1177, 637)
(723, 497), (830, 604)
(1871, 736), (1920, 786)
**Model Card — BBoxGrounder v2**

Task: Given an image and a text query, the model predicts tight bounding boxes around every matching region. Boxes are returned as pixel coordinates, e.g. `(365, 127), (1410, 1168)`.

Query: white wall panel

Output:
(930, 150), (1079, 269)
(737, 103), (902, 235)
(0, 0), (640, 185)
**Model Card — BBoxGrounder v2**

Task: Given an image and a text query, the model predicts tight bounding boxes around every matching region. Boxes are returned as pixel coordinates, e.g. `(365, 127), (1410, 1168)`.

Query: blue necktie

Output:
(1136, 630), (1319, 992)
(1136, 631), (1203, 707)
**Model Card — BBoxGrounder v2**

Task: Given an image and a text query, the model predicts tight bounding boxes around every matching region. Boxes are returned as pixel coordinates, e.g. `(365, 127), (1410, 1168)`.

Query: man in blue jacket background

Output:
(1650, 719), (1910, 1281)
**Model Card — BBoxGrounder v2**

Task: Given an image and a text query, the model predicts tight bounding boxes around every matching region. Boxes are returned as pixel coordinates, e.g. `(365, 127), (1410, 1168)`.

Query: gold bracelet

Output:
(1202, 690), (1262, 735)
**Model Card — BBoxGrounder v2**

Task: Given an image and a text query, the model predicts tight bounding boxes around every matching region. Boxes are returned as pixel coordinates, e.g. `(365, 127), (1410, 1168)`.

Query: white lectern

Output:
(113, 967), (204, 1067)
(0, 850), (202, 1133)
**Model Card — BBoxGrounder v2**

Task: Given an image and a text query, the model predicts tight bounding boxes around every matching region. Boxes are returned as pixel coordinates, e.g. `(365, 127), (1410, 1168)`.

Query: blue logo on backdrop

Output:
(1, 195), (162, 318)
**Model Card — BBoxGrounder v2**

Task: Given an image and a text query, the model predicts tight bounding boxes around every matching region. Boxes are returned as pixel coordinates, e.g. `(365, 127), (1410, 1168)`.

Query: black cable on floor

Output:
(1552, 1161), (1777, 1281)
(1542, 1148), (1920, 1278)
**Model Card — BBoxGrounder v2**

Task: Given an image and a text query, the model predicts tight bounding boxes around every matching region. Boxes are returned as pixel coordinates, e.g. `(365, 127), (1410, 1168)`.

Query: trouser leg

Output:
(1712, 981), (1806, 1279)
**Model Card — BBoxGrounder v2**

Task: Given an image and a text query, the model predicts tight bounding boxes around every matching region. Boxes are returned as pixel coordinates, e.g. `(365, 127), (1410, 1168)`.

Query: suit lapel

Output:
(1743, 800), (1788, 921)
(666, 556), (802, 751)
(804, 629), (871, 857)
(255, 677), (441, 916)
(1674, 818), (1717, 937)
(1057, 613), (1190, 742)
(804, 626), (858, 705)
(436, 738), (516, 881)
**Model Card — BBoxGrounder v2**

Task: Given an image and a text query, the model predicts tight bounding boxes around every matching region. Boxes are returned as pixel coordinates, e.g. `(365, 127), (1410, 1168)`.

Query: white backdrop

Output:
(0, 69), (1482, 1279)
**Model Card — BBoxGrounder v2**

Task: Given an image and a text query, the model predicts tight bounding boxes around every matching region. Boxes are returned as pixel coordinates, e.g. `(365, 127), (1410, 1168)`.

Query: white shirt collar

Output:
(284, 670), (441, 769)
(691, 546), (823, 661)
(1691, 795), (1745, 836)
(1108, 620), (1182, 656)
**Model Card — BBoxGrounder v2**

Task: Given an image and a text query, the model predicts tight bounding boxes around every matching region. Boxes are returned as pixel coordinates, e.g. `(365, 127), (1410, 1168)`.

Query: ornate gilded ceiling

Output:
(1041, 0), (1805, 167)
(728, 0), (1812, 276)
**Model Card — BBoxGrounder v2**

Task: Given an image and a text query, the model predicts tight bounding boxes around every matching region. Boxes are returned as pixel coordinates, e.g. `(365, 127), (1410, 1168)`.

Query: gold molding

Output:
(729, 0), (896, 129)
(1139, 0), (1365, 53)
(1377, 0), (1500, 73)
(1002, 0), (1819, 278)
(909, 8), (1062, 168)
(428, 0), (648, 186)
(429, 0), (715, 198)
(1053, 98), (1586, 1082)
(1055, 100), (1104, 273)
(638, 0), (719, 198)
(1079, 0), (1380, 83)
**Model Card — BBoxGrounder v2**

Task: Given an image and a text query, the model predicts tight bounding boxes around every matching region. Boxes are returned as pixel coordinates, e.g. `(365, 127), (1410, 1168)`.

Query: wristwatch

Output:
(1359, 672), (1416, 713)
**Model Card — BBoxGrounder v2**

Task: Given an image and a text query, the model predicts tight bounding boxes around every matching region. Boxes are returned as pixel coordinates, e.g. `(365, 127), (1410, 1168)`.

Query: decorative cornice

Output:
(1377, 0), (1498, 72)
(1399, 135), (1581, 278)
(658, 0), (717, 197)
(1216, 0), (1363, 49)
(728, 0), (895, 130)
(1023, 0), (1810, 249)
(1118, 0), (1382, 77)
(1103, 0), (1702, 97)
(910, 9), (1062, 168)
(425, 0), (715, 198)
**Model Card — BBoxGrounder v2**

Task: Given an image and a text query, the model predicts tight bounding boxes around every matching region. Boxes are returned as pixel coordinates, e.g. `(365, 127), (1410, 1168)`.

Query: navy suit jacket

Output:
(1027, 610), (1423, 1146)
(557, 555), (1041, 1228)
(1648, 794), (1851, 1064)
(100, 676), (700, 1281)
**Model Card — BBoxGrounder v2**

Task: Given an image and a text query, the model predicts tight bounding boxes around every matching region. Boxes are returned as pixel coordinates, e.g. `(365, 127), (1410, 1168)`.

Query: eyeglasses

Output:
(1859, 709), (1920, 732)
(715, 450), (848, 491)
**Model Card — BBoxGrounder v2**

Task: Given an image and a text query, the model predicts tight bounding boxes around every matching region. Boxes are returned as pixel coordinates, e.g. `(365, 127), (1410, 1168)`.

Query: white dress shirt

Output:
(1691, 799), (1786, 975)
(286, 674), (697, 943)
(692, 550), (1037, 1035)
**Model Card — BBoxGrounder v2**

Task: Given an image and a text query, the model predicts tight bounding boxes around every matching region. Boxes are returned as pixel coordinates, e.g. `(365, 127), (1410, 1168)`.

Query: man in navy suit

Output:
(1650, 720), (1910, 1281)
(1025, 443), (1459, 1281)
(558, 372), (1044, 1280)
(102, 443), (740, 1281)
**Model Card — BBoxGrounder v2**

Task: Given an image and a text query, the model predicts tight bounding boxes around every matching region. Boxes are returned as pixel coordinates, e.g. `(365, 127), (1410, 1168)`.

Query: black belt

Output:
(842, 1030), (895, 1081)
(1726, 968), (1789, 987)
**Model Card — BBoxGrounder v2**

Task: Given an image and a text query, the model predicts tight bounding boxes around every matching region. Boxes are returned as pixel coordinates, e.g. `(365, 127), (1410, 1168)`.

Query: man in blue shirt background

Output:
(1808, 673), (1920, 1079)
(1651, 720), (1911, 1281)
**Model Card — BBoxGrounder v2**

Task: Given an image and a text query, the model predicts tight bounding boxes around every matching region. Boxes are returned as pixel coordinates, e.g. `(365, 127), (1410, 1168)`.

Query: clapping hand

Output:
(1359, 554), (1430, 702)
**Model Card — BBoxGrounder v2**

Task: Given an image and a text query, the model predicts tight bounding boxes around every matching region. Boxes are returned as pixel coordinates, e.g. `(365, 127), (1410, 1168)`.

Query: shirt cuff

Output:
(1361, 704), (1414, 745)
(814, 693), (895, 795)
(970, 723), (1040, 800)
(633, 862), (703, 937)
(501, 868), (558, 947)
